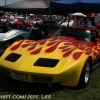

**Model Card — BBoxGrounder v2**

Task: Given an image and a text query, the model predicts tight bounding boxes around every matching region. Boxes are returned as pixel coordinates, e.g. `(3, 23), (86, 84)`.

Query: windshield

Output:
(50, 28), (91, 42)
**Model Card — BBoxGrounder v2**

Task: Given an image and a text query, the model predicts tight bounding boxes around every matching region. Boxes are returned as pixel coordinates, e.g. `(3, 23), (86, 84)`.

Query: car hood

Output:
(0, 30), (23, 41)
(9, 36), (93, 53)
(0, 36), (93, 73)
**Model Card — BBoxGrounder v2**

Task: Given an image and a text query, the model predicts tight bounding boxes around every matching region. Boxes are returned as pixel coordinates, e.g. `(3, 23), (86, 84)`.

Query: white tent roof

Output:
(72, 12), (87, 17)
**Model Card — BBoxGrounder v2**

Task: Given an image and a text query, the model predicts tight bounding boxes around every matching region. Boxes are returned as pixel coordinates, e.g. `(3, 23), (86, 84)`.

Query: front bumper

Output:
(0, 67), (60, 83)
(0, 64), (80, 87)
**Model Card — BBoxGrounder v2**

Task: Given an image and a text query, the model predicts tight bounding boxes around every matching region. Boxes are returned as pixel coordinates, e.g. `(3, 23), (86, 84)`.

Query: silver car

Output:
(0, 21), (30, 53)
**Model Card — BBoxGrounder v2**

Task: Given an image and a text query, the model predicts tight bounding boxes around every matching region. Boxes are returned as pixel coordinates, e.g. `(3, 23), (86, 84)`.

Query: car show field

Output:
(0, 67), (100, 100)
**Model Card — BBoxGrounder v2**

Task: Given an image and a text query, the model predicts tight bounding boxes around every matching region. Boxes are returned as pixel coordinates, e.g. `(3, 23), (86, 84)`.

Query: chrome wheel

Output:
(78, 58), (91, 88)
(85, 63), (90, 83)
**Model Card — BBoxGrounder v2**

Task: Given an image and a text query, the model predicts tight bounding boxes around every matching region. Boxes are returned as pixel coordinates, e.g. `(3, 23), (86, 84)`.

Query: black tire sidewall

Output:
(78, 58), (91, 88)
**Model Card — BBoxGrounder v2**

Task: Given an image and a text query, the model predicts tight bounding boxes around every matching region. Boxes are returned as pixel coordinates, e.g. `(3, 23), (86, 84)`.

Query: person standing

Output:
(31, 23), (44, 40)
(7, 13), (14, 27)
(86, 21), (94, 28)
(22, 14), (28, 31)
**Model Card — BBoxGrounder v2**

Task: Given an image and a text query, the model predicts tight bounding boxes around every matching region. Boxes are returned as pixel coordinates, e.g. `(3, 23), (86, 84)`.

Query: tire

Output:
(78, 58), (91, 88)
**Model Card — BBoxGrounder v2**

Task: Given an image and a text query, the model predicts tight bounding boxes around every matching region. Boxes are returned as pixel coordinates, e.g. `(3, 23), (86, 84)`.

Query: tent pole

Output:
(5, 0), (6, 5)
(67, 12), (70, 26)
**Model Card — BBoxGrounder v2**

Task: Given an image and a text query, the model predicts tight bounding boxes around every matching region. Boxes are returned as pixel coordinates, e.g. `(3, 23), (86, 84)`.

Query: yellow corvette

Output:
(0, 26), (100, 88)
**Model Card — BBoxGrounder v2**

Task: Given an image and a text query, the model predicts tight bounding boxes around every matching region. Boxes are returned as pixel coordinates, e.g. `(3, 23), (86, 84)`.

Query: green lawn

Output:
(0, 67), (100, 100)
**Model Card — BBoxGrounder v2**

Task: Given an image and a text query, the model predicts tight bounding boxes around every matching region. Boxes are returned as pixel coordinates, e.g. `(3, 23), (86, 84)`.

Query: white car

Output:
(59, 19), (74, 26)
(31, 18), (43, 24)
(0, 21), (30, 53)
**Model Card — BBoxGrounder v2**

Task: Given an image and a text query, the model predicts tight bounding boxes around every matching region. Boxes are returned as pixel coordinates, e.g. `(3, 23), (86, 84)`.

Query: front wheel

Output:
(78, 58), (91, 88)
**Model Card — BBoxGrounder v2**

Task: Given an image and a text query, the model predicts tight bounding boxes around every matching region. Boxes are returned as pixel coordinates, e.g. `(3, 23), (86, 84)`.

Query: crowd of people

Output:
(1, 13), (100, 40)
(73, 20), (95, 28)
(0, 13), (46, 40)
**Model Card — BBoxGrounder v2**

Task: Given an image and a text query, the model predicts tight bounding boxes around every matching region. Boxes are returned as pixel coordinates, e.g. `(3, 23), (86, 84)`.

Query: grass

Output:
(0, 67), (100, 100)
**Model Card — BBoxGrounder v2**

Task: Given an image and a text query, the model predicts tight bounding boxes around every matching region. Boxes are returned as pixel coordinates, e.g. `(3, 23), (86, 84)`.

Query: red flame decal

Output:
(62, 48), (71, 52)
(39, 40), (47, 45)
(59, 46), (68, 49)
(63, 49), (74, 57)
(58, 36), (66, 40)
(11, 40), (23, 51)
(30, 43), (37, 46)
(97, 49), (100, 52)
(94, 46), (97, 50)
(45, 42), (60, 53)
(93, 51), (97, 56)
(30, 47), (42, 55)
(64, 42), (71, 46)
(21, 43), (31, 48)
(25, 40), (33, 43)
(28, 45), (37, 51)
(73, 43), (80, 47)
(79, 46), (86, 50)
(73, 52), (83, 60)
(47, 41), (57, 46)
(49, 37), (58, 41)
(85, 48), (92, 55)
(98, 45), (100, 48)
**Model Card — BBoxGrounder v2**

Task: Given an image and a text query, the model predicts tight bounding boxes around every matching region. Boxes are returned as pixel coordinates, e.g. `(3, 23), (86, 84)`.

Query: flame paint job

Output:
(9, 36), (100, 61)
(1, 34), (100, 87)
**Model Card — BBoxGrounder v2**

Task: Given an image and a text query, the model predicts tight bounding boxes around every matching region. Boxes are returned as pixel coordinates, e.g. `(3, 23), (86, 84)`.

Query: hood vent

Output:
(4, 53), (21, 62)
(34, 58), (59, 67)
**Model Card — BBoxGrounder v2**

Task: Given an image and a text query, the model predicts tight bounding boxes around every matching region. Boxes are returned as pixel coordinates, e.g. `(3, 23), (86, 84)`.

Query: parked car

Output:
(12, 17), (23, 29)
(0, 26), (100, 88)
(33, 18), (43, 24)
(58, 19), (74, 26)
(0, 21), (30, 53)
(13, 17), (34, 28)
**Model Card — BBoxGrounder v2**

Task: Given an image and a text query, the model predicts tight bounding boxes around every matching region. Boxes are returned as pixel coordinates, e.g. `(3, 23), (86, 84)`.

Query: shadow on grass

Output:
(0, 72), (82, 96)
(0, 72), (68, 95)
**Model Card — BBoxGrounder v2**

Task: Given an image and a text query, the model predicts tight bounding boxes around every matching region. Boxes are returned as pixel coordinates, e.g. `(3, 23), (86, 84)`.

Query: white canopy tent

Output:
(72, 12), (87, 17)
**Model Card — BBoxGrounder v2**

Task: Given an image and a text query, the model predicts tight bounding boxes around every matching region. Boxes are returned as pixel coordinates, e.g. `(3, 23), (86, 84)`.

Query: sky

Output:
(0, 0), (22, 6)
